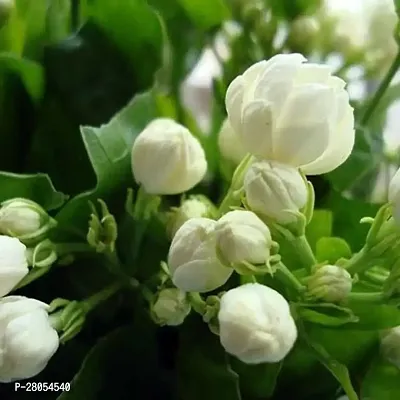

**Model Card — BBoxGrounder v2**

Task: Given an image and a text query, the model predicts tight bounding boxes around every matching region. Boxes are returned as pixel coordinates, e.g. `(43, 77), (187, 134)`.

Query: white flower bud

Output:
(380, 325), (400, 368)
(167, 195), (216, 238)
(131, 118), (207, 195)
(0, 296), (59, 382)
(0, 198), (52, 241)
(244, 161), (308, 225)
(0, 235), (29, 297)
(307, 264), (352, 302)
(218, 118), (247, 165)
(152, 288), (191, 326)
(215, 210), (272, 265)
(167, 218), (233, 293)
(218, 283), (297, 364)
(225, 53), (355, 175)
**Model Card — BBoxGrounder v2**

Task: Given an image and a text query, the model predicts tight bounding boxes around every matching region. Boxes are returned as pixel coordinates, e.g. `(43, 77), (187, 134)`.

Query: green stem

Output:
(218, 187), (241, 216)
(344, 247), (371, 275)
(131, 186), (159, 262)
(276, 262), (306, 295)
(55, 242), (93, 257)
(289, 235), (317, 272)
(15, 265), (52, 290)
(81, 282), (122, 314)
(364, 269), (389, 285)
(218, 153), (253, 216)
(16, 242), (92, 290)
(188, 292), (206, 315)
(104, 250), (140, 289)
(360, 50), (400, 126)
(347, 291), (385, 304)
(141, 285), (154, 304)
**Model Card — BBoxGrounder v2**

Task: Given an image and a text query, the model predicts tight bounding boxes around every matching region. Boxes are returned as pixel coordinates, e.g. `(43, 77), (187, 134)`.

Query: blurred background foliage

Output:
(0, 0), (400, 399)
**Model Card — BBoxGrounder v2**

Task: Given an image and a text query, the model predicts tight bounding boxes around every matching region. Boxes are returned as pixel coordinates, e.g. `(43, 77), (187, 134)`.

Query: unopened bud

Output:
(26, 239), (58, 269)
(380, 326), (400, 368)
(151, 288), (191, 326)
(131, 118), (207, 195)
(49, 299), (86, 344)
(167, 195), (217, 239)
(0, 198), (56, 245)
(215, 210), (278, 275)
(87, 199), (117, 253)
(244, 161), (308, 225)
(307, 264), (352, 303)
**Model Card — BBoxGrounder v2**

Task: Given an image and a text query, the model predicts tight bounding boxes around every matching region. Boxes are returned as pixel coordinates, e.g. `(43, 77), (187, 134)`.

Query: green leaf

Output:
(299, 323), (360, 400)
(306, 209), (333, 251)
(177, 0), (230, 30)
(366, 82), (400, 139)
(55, 90), (159, 235)
(327, 126), (383, 195)
(177, 316), (242, 400)
(0, 53), (44, 101)
(323, 189), (380, 251)
(347, 302), (400, 330)
(304, 324), (377, 367)
(296, 303), (359, 327)
(361, 354), (400, 400)
(0, 171), (67, 210)
(267, 0), (322, 20)
(315, 237), (352, 264)
(46, 0), (72, 43)
(230, 357), (282, 398)
(14, 0), (49, 58)
(86, 0), (163, 88)
(28, 9), (164, 195)
(57, 319), (172, 399)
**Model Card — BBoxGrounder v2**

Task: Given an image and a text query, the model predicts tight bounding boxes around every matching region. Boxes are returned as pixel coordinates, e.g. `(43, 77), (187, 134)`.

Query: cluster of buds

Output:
(140, 53), (358, 367)
(0, 198), (58, 298)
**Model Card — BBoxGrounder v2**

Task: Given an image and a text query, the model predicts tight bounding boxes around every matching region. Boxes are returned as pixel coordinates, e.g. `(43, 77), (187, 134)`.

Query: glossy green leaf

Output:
(46, 0), (72, 43)
(28, 21), (141, 195)
(86, 0), (163, 87)
(28, 3), (164, 194)
(177, 0), (230, 30)
(0, 171), (67, 210)
(55, 90), (159, 235)
(304, 324), (377, 365)
(347, 302), (400, 330)
(296, 303), (359, 327)
(361, 354), (400, 400)
(0, 53), (44, 101)
(147, 0), (206, 116)
(14, 0), (48, 58)
(327, 125), (383, 195)
(57, 319), (172, 399)
(267, 0), (322, 19)
(306, 209), (333, 251)
(315, 237), (352, 264)
(278, 340), (340, 400)
(299, 323), (360, 400)
(177, 317), (242, 400)
(230, 357), (282, 398)
(323, 189), (380, 251)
